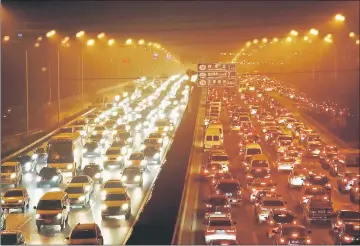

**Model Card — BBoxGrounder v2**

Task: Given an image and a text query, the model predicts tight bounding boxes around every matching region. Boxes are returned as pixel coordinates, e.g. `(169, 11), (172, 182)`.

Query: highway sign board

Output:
(197, 63), (236, 87)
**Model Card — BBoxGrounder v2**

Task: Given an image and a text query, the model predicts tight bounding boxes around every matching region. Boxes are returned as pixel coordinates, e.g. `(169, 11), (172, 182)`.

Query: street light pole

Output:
(57, 49), (61, 124)
(48, 59), (52, 103)
(25, 49), (29, 133)
(81, 48), (84, 109)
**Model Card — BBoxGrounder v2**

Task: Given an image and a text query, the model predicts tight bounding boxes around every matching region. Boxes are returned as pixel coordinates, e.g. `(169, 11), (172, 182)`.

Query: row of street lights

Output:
(2, 29), (180, 133)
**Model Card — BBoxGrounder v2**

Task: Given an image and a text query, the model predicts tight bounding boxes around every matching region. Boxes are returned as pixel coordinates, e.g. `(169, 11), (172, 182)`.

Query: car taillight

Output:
(227, 229), (235, 233)
(336, 220), (343, 226)
(207, 229), (216, 233)
(206, 204), (212, 208)
(204, 170), (208, 173)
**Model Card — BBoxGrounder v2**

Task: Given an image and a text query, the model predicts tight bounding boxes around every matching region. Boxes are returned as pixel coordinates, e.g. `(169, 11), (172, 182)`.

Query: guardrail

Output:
(1, 81), (134, 163)
(2, 129), (43, 141)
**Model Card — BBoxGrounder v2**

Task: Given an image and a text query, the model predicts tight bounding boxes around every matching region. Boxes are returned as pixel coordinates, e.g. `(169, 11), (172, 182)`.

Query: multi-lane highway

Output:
(175, 76), (359, 245)
(1, 74), (191, 244)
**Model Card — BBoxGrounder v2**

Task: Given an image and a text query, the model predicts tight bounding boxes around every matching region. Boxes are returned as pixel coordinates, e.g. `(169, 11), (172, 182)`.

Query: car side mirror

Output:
(63, 205), (67, 209)
(33, 206), (37, 209)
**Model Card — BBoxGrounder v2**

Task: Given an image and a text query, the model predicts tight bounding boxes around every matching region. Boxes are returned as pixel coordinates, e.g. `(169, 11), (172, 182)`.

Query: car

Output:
(350, 181), (360, 202)
(142, 137), (162, 149)
(100, 190), (131, 220)
(203, 194), (231, 219)
(247, 154), (270, 172)
(300, 185), (328, 205)
(303, 196), (334, 225)
(337, 172), (360, 193)
(121, 165), (144, 187)
(209, 172), (233, 187)
(83, 141), (102, 158)
(204, 215), (237, 243)
(1, 188), (30, 213)
(254, 196), (287, 224)
(213, 179), (243, 205)
(0, 230), (26, 245)
(0, 162), (22, 187)
(142, 146), (161, 164)
(305, 142), (322, 157)
(104, 148), (125, 169)
(65, 184), (91, 208)
(82, 163), (103, 184)
(248, 178), (277, 202)
(127, 152), (147, 171)
(276, 156), (297, 172)
(208, 152), (229, 171)
(319, 145), (339, 169)
(332, 209), (360, 230)
(34, 146), (48, 163)
(101, 179), (127, 197)
(17, 154), (37, 172)
(202, 163), (226, 179)
(333, 222), (360, 244)
(266, 209), (299, 238)
(36, 167), (63, 188)
(274, 135), (293, 154)
(288, 169), (309, 188)
(303, 171), (331, 193)
(69, 175), (94, 195)
(0, 207), (6, 230)
(65, 223), (104, 245)
(113, 130), (132, 143)
(271, 224), (312, 245)
(280, 150), (302, 164)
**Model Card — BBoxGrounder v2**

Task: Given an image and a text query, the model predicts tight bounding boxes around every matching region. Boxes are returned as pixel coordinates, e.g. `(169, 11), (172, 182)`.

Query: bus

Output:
(47, 132), (83, 176)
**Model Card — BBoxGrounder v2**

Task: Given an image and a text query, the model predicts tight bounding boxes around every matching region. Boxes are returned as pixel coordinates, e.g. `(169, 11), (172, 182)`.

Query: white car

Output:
(276, 156), (296, 171)
(204, 214), (237, 243)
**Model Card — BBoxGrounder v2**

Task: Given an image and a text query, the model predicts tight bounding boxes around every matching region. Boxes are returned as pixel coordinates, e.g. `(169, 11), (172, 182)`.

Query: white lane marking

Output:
(17, 216), (32, 229)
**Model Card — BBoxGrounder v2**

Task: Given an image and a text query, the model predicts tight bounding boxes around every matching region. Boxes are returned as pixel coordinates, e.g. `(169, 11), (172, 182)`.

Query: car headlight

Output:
(122, 203), (129, 210)
(117, 156), (123, 161)
(52, 176), (58, 181)
(104, 156), (108, 161)
(80, 130), (86, 136)
(67, 164), (73, 170)
(134, 176), (141, 182)
(140, 160), (146, 165)
(1, 200), (4, 204)
(36, 176), (42, 182)
(24, 162), (32, 171)
(56, 213), (62, 219)
(32, 154), (38, 160)
(95, 173), (101, 178)
(101, 204), (107, 210)
(78, 196), (85, 202)
(121, 176), (127, 181)
(85, 185), (91, 191)
(121, 146), (127, 155)
(10, 173), (16, 179)
(82, 148), (87, 153)
(154, 153), (160, 159)
(35, 214), (40, 219)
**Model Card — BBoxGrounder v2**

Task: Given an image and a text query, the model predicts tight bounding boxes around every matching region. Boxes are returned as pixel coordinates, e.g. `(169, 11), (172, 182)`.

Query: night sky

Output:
(2, 1), (359, 62)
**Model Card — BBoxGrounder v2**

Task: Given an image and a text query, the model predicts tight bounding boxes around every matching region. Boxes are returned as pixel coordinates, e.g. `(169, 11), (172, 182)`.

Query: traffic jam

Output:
(199, 75), (359, 245)
(0, 75), (190, 244)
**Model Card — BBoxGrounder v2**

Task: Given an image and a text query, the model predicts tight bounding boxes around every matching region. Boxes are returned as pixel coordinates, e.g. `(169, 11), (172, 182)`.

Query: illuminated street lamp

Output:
(61, 36), (70, 44)
(303, 36), (309, 41)
(125, 39), (133, 45)
(246, 41), (251, 47)
(148, 42), (153, 46)
(87, 39), (95, 46)
(46, 30), (56, 38)
(334, 14), (345, 22)
(108, 39), (115, 46)
(290, 30), (298, 36)
(37, 36), (43, 41)
(3, 36), (10, 42)
(97, 32), (105, 39)
(262, 38), (268, 43)
(34, 42), (40, 48)
(286, 37), (292, 42)
(324, 36), (333, 43)
(253, 39), (258, 44)
(273, 37), (279, 42)
(356, 40), (359, 45)
(349, 32), (355, 38)
(76, 31), (85, 38)
(309, 28), (319, 36)
(138, 39), (145, 45)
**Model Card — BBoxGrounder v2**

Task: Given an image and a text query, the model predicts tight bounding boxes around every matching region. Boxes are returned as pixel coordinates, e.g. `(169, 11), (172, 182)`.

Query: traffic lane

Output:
(11, 138), (169, 245)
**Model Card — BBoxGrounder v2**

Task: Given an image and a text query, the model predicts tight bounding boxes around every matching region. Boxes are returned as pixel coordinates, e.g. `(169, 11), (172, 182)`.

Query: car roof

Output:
(4, 188), (25, 193)
(73, 223), (97, 231)
(2, 162), (18, 166)
(40, 191), (66, 200)
(245, 143), (261, 148)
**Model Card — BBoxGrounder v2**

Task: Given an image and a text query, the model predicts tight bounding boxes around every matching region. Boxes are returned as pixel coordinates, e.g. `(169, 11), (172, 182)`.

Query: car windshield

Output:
(339, 211), (360, 219)
(1, 166), (15, 173)
(39, 167), (57, 176)
(212, 156), (228, 162)
(304, 187), (326, 195)
(4, 190), (23, 197)
(71, 176), (88, 183)
(71, 229), (96, 239)
(209, 220), (232, 227)
(263, 200), (285, 207)
(37, 199), (62, 210)
(104, 182), (124, 188)
(208, 197), (228, 205)
(252, 160), (268, 167)
(130, 153), (143, 160)
(106, 149), (119, 155)
(308, 175), (328, 185)
(273, 213), (295, 223)
(1, 234), (18, 245)
(105, 193), (127, 201)
(65, 187), (84, 194)
(247, 149), (261, 155)
(217, 182), (240, 191)
(282, 227), (307, 237)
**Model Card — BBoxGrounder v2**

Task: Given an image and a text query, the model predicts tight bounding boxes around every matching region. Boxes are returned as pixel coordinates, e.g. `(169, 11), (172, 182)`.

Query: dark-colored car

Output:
(82, 164), (103, 184)
(36, 167), (63, 188)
